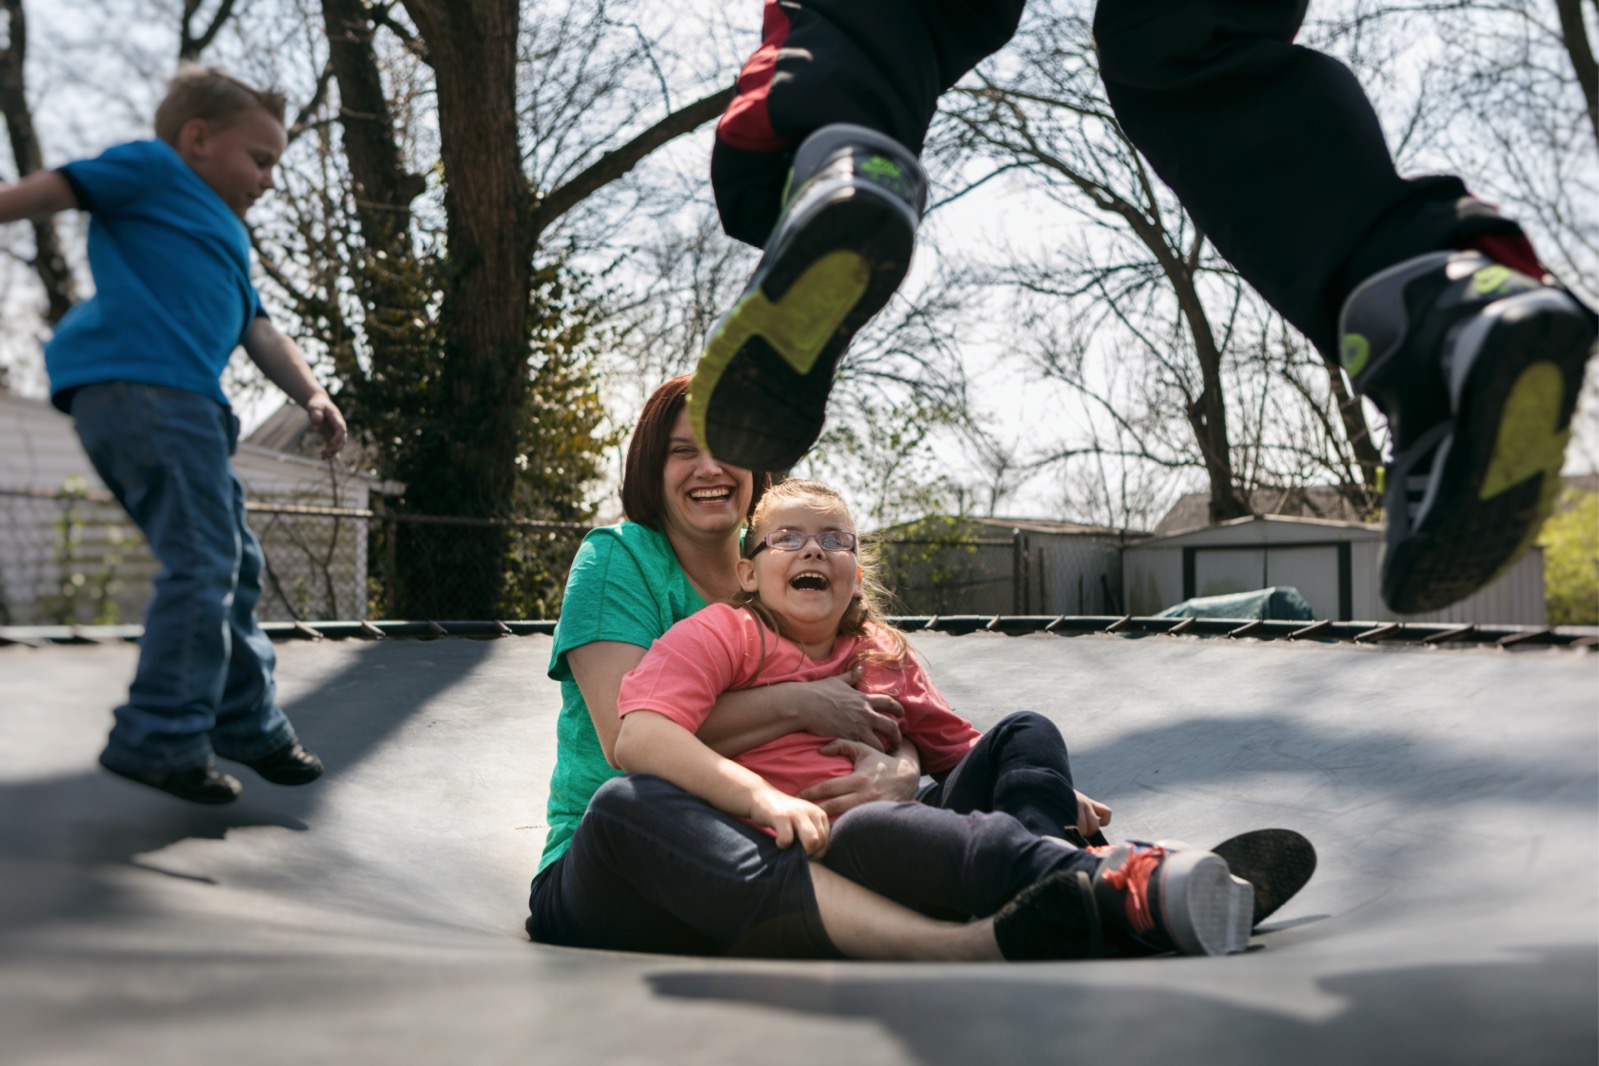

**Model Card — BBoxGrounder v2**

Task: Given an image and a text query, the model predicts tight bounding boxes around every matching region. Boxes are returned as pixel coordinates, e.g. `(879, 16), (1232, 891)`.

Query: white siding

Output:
(1, 393), (383, 624)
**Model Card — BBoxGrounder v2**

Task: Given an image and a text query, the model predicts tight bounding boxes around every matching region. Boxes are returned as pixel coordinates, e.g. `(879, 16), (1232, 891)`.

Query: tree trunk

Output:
(0, 0), (76, 324)
(1170, 270), (1250, 524)
(394, 0), (529, 618)
(1555, 0), (1599, 150)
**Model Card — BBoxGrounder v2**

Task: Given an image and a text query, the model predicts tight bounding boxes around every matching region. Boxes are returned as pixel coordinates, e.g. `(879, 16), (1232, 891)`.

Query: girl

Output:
(614, 479), (1259, 958)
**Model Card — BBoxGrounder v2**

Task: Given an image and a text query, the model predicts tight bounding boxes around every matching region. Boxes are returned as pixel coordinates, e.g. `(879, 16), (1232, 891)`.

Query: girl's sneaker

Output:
(1089, 840), (1254, 956)
(688, 123), (926, 472)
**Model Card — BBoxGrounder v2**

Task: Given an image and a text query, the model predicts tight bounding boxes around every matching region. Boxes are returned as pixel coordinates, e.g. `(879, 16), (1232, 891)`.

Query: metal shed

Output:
(1122, 513), (1546, 624)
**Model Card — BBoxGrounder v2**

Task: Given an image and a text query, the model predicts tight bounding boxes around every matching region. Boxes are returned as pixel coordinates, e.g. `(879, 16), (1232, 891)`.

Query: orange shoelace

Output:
(1098, 845), (1164, 937)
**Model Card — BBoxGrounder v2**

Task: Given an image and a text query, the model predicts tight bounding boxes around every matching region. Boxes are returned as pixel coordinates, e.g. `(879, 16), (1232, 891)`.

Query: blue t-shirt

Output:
(45, 139), (264, 411)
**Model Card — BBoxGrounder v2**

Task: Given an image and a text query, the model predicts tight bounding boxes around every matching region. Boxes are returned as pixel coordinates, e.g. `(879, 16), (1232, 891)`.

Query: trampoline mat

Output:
(1, 631), (1594, 1065)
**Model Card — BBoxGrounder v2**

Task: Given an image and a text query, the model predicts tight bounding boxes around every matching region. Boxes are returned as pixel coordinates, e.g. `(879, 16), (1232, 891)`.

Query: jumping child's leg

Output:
(1093, 0), (1597, 612)
(691, 0), (1025, 471)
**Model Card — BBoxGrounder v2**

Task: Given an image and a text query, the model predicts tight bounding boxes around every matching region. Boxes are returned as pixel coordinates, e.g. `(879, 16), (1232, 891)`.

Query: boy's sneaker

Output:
(233, 739), (324, 785)
(688, 123), (926, 471)
(99, 754), (242, 805)
(1339, 250), (1597, 614)
(1089, 840), (1253, 956)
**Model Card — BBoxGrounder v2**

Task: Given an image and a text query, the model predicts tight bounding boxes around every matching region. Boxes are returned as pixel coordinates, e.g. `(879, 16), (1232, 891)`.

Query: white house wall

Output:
(2, 394), (380, 624)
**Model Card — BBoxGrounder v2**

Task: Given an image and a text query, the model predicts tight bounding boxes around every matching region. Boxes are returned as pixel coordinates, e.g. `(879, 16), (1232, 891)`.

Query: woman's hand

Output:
(798, 738), (923, 818)
(791, 668), (905, 751)
(1075, 791), (1112, 838)
(749, 788), (831, 857)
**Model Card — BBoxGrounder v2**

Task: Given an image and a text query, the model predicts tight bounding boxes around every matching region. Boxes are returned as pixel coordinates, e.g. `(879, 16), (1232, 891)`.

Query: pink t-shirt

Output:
(617, 603), (979, 803)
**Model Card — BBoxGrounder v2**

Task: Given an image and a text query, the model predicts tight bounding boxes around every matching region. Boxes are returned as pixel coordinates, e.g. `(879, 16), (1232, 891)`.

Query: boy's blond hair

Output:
(734, 478), (910, 669)
(154, 65), (286, 146)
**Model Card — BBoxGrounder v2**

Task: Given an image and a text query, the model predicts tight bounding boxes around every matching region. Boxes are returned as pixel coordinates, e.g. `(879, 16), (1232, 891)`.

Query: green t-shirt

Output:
(538, 521), (707, 872)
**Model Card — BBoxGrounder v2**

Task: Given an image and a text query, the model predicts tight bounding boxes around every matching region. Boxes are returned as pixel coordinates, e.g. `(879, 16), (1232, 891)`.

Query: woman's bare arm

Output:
(697, 671), (905, 756)
(566, 641), (649, 766)
(569, 641), (915, 814)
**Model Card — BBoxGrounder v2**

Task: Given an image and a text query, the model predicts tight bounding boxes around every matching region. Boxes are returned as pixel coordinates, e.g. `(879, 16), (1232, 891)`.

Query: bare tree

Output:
(0, 0), (76, 324)
(937, 7), (1254, 524)
(931, 2), (1401, 527)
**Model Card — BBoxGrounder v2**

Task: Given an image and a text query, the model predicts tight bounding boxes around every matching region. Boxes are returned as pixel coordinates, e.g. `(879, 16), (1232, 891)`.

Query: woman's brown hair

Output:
(620, 375), (768, 529)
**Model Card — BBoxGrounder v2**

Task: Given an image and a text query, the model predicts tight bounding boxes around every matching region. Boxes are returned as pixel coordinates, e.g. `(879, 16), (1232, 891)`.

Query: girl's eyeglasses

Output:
(749, 529), (858, 555)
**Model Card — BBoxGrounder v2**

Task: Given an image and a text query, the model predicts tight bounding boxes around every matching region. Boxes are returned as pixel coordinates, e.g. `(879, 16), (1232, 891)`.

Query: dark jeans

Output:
(71, 383), (296, 772)
(527, 773), (839, 958)
(526, 712), (1094, 955)
(712, 0), (1525, 357)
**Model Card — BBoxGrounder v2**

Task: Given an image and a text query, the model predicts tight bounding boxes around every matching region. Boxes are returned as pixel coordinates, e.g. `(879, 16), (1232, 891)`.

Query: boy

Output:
(688, 0), (1597, 616)
(0, 67), (346, 804)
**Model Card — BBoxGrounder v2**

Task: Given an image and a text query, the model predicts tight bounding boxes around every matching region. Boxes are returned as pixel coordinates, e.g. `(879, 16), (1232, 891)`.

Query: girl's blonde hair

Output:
(154, 65), (287, 146)
(732, 478), (910, 669)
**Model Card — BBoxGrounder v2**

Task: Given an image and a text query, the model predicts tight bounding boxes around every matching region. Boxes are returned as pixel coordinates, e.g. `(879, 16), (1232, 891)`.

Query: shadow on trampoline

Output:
(0, 636), (502, 943)
(647, 944), (1598, 1066)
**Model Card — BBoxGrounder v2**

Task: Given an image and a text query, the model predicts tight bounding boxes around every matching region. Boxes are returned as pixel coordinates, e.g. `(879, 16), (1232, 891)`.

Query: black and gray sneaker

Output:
(100, 754), (243, 805)
(688, 124), (927, 471)
(1339, 251), (1597, 614)
(1210, 827), (1317, 926)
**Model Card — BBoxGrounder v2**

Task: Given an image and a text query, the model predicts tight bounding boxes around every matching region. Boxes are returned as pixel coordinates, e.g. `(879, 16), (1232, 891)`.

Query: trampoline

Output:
(1, 625), (1594, 1064)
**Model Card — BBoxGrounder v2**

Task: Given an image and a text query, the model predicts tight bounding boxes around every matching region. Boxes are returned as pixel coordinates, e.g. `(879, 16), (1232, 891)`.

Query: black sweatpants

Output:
(824, 711), (1099, 919)
(713, 0), (1528, 358)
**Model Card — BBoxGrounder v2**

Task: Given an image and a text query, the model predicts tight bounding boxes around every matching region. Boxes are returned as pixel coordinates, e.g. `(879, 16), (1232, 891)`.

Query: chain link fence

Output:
(0, 488), (590, 625)
(1, 488), (1124, 625)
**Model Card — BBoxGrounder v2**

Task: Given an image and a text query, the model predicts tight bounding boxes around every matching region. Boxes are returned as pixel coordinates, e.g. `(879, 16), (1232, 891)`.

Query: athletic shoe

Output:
(100, 755), (242, 805)
(1089, 840), (1253, 956)
(993, 869), (1105, 961)
(688, 123), (926, 471)
(1339, 250), (1597, 613)
(1210, 827), (1317, 925)
(233, 740), (325, 785)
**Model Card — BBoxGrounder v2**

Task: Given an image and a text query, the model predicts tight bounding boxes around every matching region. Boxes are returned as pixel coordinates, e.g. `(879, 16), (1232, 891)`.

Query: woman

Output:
(525, 375), (1120, 960)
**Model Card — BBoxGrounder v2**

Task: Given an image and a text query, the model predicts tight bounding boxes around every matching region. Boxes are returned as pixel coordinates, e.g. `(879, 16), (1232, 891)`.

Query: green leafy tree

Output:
(1540, 488), (1599, 625)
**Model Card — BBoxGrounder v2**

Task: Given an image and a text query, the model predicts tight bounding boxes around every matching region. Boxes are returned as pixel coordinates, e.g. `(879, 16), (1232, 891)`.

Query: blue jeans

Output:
(71, 383), (296, 772)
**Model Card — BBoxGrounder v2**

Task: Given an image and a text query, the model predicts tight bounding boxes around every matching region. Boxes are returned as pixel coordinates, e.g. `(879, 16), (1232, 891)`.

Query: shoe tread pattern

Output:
(1210, 827), (1317, 926)
(692, 187), (914, 470)
(1388, 297), (1592, 612)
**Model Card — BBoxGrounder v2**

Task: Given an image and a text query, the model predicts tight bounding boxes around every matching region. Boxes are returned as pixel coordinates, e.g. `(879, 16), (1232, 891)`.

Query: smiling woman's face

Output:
(658, 409), (754, 544)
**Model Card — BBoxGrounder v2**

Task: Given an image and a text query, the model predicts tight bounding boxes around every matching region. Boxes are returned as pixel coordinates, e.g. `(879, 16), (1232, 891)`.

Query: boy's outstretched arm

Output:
(243, 317), (347, 459)
(0, 171), (76, 223)
(615, 710), (831, 857)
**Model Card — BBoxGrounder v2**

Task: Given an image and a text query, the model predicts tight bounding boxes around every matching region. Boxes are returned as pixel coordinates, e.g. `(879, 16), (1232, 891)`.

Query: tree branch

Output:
(180, 0), (238, 63)
(528, 84), (734, 240)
